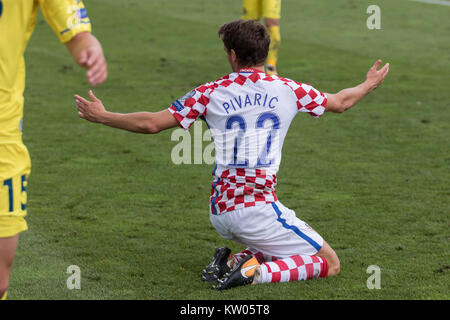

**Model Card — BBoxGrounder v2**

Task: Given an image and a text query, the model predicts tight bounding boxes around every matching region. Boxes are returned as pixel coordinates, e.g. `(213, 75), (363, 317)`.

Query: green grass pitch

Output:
(10, 0), (449, 299)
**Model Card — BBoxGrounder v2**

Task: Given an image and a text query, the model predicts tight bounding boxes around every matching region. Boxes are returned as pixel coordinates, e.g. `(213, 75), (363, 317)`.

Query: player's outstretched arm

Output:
(325, 59), (389, 113)
(74, 91), (179, 134)
(66, 32), (108, 86)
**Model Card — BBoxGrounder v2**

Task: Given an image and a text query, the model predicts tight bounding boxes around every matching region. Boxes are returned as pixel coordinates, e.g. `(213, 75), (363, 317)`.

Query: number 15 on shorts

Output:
(1, 174), (27, 214)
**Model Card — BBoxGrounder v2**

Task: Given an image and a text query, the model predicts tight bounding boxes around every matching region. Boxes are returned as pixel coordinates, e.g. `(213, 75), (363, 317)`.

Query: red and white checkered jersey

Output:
(168, 68), (328, 214)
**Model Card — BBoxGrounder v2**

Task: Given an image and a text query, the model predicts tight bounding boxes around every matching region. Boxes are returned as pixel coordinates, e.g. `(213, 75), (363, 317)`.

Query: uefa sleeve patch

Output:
(180, 90), (196, 102)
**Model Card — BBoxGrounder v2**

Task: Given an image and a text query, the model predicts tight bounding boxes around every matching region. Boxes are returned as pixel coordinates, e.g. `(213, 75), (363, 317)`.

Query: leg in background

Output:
(265, 18), (281, 75)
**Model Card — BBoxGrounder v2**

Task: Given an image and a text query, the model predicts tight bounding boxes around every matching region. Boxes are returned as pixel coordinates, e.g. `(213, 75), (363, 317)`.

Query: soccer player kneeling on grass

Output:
(74, 20), (389, 290)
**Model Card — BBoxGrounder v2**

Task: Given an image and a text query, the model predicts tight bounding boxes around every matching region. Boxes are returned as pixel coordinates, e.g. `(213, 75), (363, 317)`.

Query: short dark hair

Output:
(218, 19), (270, 68)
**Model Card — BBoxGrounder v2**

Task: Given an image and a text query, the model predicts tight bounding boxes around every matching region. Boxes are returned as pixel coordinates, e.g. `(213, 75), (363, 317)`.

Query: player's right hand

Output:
(75, 90), (106, 123)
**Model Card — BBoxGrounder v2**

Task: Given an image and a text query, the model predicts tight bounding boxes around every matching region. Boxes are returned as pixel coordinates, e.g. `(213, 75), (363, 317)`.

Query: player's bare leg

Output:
(315, 240), (340, 276)
(264, 18), (280, 76)
(0, 235), (19, 300)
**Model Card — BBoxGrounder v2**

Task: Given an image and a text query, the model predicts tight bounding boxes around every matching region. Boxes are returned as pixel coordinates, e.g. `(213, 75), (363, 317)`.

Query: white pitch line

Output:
(409, 0), (450, 6)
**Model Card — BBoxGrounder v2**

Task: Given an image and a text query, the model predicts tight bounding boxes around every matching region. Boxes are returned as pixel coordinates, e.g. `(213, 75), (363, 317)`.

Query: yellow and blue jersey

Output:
(0, 0), (91, 236)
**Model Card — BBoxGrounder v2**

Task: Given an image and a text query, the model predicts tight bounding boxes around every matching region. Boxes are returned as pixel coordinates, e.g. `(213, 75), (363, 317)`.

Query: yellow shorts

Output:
(242, 0), (281, 20)
(0, 143), (30, 238)
(0, 216), (28, 238)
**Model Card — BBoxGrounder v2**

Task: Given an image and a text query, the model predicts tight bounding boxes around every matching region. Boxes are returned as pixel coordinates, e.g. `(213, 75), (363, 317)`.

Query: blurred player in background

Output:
(0, 0), (107, 300)
(74, 20), (388, 290)
(242, 0), (281, 75)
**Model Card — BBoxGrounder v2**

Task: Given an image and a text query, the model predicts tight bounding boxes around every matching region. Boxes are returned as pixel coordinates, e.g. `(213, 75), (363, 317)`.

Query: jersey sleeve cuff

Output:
(59, 22), (92, 43)
(168, 105), (191, 130)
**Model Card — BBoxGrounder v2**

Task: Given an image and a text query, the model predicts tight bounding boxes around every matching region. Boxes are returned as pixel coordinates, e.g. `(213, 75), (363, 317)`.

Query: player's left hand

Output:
(67, 33), (108, 86)
(75, 90), (106, 123)
(78, 42), (107, 87)
(365, 59), (389, 91)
